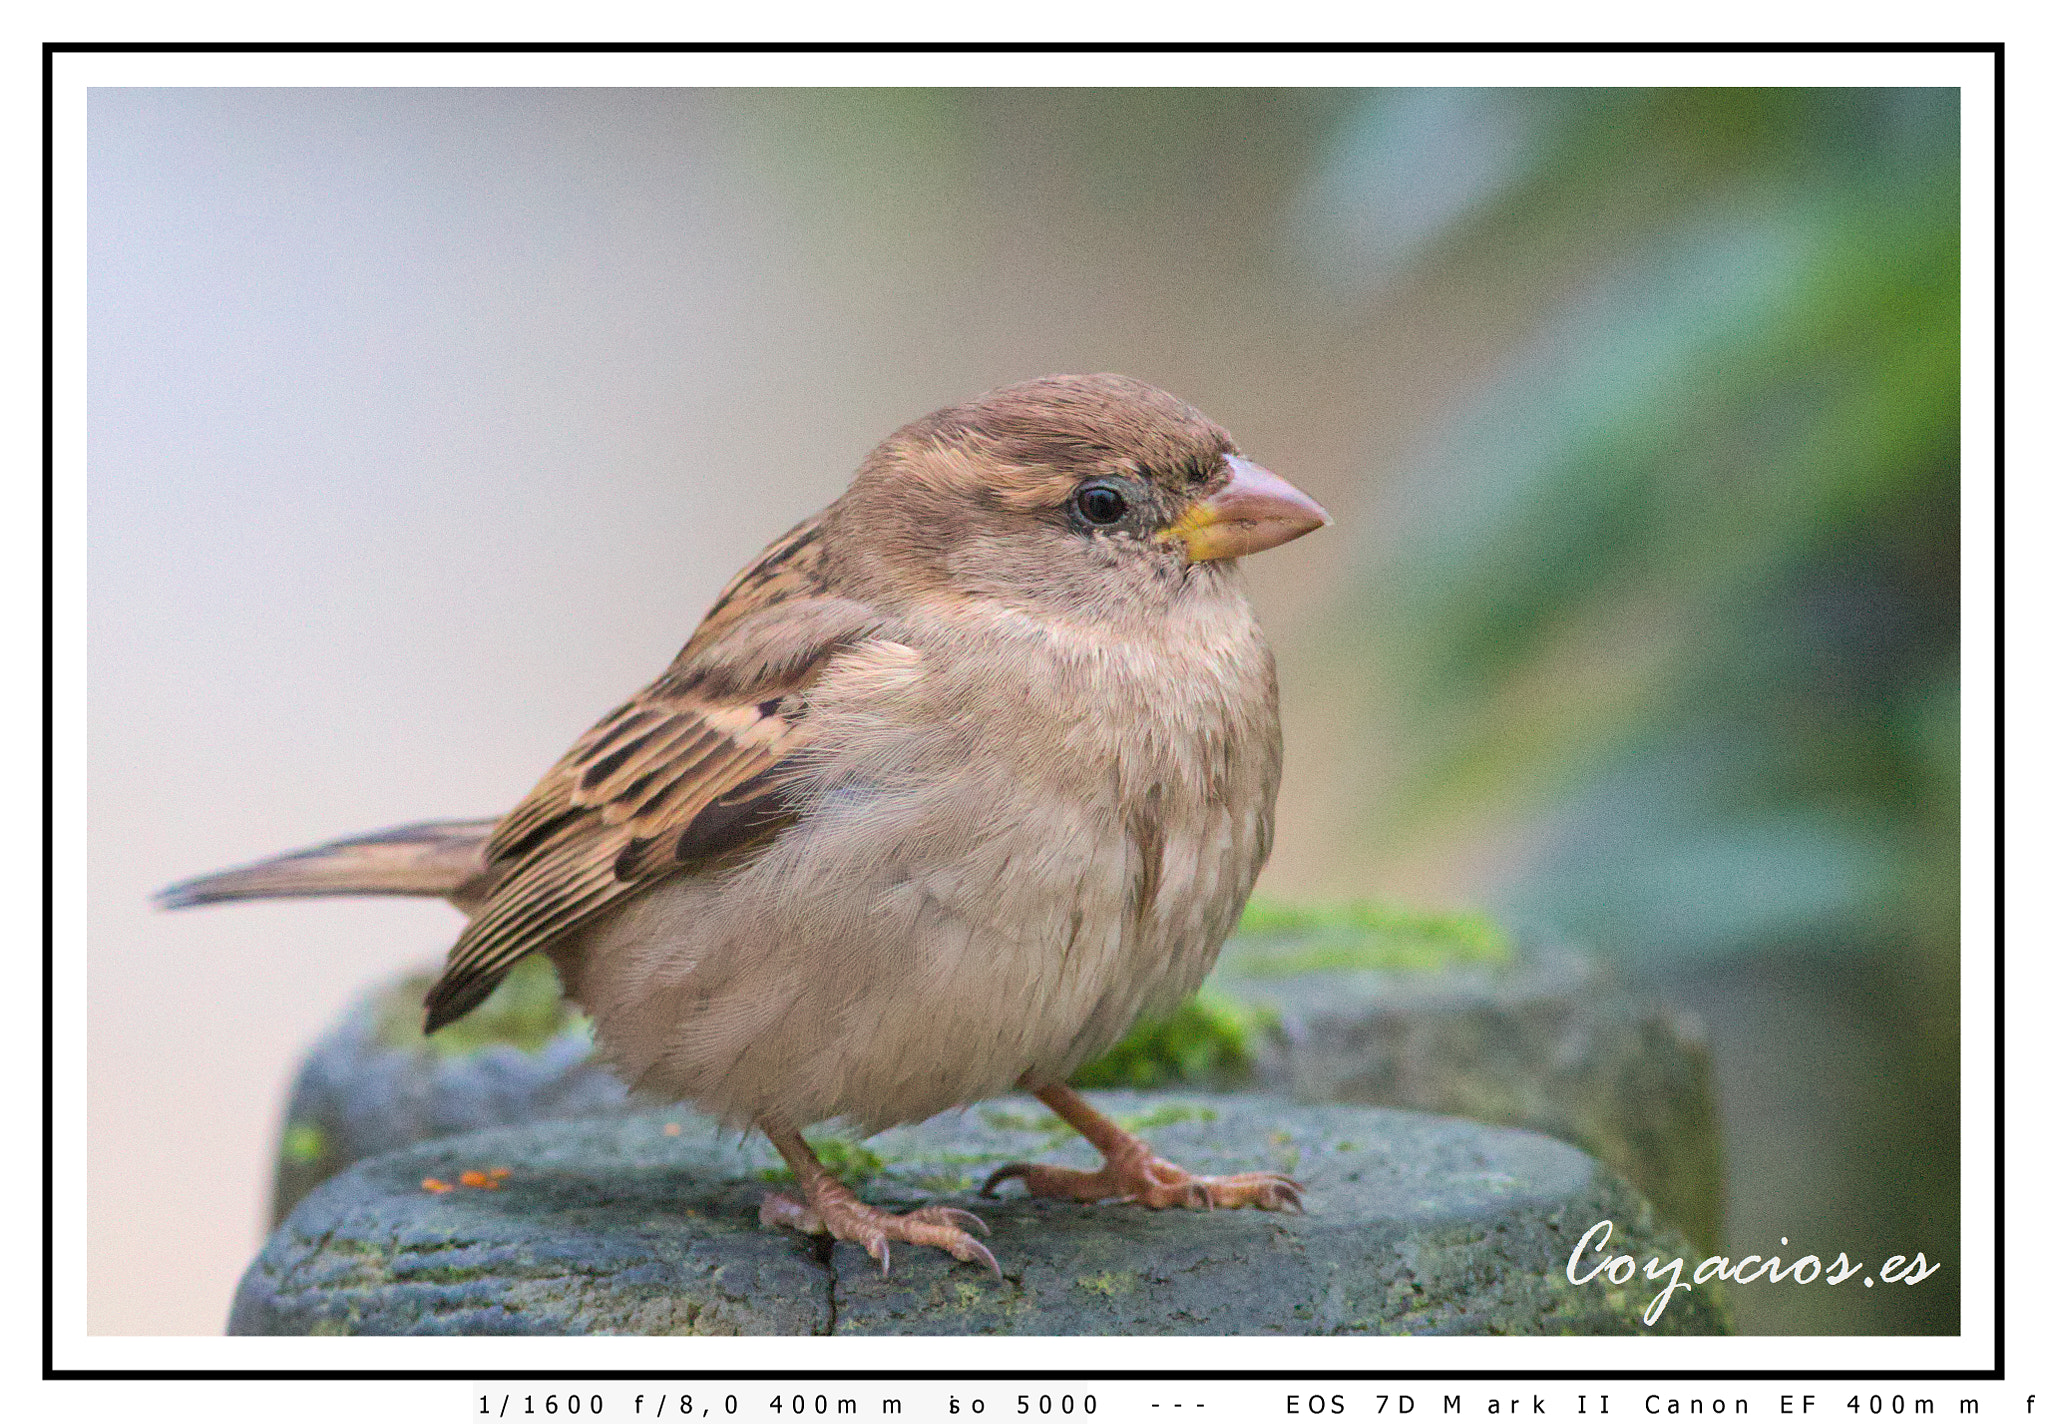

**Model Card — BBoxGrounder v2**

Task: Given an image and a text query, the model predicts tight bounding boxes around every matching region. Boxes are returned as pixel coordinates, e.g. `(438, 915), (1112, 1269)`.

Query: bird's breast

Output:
(575, 591), (1284, 1131)
(879, 596), (1283, 1052)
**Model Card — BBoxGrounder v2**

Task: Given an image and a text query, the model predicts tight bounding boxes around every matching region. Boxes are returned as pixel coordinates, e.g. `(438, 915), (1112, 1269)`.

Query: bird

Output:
(159, 373), (1329, 1279)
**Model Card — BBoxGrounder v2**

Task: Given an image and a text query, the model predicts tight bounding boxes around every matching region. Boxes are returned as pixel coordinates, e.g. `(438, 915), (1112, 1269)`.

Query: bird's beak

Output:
(1161, 455), (1330, 562)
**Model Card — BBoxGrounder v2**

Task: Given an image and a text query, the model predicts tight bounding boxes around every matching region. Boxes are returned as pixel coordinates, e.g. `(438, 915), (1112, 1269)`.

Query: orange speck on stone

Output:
(421, 1178), (454, 1194)
(663, 1123), (682, 1136)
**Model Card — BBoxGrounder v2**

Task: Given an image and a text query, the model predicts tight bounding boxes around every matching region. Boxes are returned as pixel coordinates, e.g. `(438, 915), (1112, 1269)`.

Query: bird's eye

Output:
(1075, 483), (1128, 526)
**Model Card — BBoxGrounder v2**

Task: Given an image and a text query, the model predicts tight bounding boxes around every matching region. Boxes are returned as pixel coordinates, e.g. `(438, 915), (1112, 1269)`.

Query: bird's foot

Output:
(759, 1186), (1002, 1279)
(757, 1117), (1003, 1278)
(978, 1081), (1305, 1212)
(980, 1147), (1303, 1212)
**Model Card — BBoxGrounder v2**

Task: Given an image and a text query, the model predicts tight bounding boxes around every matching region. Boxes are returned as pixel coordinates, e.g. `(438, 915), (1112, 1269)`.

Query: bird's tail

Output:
(155, 818), (498, 913)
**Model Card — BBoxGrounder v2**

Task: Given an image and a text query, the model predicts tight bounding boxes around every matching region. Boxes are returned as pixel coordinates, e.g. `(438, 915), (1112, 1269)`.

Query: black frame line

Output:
(39, 36), (2007, 1393)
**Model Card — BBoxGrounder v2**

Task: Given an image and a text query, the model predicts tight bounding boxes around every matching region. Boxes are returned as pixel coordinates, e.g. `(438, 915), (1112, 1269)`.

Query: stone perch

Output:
(267, 913), (1724, 1253)
(1212, 927), (1724, 1252)
(230, 1092), (1727, 1335)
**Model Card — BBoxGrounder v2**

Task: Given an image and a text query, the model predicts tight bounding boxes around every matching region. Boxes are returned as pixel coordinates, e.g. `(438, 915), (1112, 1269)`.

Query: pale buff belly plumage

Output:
(550, 596), (1279, 1134)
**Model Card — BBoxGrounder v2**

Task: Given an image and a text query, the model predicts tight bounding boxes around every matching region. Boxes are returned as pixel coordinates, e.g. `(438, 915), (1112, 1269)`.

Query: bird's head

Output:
(835, 374), (1328, 621)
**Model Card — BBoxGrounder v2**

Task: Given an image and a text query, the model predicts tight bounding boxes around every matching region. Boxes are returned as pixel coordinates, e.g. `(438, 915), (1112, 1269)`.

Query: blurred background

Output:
(88, 87), (1960, 1334)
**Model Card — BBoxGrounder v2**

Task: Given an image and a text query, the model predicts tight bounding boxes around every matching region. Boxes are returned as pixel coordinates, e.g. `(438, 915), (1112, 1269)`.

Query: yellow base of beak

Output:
(1163, 456), (1330, 562)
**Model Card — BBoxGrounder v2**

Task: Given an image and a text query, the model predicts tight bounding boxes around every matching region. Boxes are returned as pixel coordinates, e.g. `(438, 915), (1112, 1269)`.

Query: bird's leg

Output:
(981, 1082), (1304, 1212)
(756, 1118), (1001, 1278)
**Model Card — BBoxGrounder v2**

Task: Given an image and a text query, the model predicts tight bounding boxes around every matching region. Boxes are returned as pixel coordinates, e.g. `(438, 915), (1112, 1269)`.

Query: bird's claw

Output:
(760, 1190), (1003, 1280)
(908, 1203), (991, 1237)
(980, 1153), (1306, 1214)
(979, 1162), (1031, 1197)
(1254, 1174), (1308, 1213)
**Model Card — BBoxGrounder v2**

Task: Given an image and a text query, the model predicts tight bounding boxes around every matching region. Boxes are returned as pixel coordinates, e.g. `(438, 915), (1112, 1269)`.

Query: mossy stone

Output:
(262, 905), (1723, 1258)
(1213, 931), (1726, 1252)
(267, 956), (629, 1226)
(230, 1093), (1727, 1336)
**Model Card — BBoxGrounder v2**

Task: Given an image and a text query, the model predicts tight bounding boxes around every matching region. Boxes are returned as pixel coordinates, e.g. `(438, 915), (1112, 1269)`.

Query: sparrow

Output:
(161, 373), (1329, 1279)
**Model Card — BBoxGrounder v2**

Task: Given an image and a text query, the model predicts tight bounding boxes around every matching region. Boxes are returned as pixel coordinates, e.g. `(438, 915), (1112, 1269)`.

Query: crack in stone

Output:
(275, 1225), (337, 1292)
(237, 1096), (1725, 1336)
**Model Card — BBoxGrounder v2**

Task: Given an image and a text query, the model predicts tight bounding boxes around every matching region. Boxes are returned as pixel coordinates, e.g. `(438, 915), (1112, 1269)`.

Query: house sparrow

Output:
(161, 373), (1328, 1279)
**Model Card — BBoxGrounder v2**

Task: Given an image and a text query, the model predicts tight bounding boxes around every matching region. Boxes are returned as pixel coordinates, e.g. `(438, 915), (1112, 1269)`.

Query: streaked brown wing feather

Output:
(423, 513), (893, 1031)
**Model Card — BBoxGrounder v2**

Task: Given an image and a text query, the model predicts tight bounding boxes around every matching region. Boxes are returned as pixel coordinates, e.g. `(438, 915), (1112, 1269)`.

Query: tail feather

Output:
(156, 818), (499, 913)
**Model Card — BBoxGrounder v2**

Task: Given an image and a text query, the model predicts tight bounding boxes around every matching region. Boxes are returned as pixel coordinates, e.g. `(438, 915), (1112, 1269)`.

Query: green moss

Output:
(373, 901), (1506, 1072)
(924, 1147), (1018, 1166)
(1120, 1102), (1217, 1132)
(379, 955), (589, 1057)
(280, 1122), (327, 1165)
(978, 1107), (1066, 1135)
(396, 1263), (496, 1285)
(1226, 898), (1513, 976)
(995, 901), (1512, 1099)
(1070, 988), (1273, 1090)
(971, 1101), (1211, 1155)
(755, 1134), (887, 1187)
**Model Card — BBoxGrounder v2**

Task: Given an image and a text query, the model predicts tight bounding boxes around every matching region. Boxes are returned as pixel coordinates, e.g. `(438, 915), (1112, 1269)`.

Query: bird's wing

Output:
(423, 515), (896, 1030)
